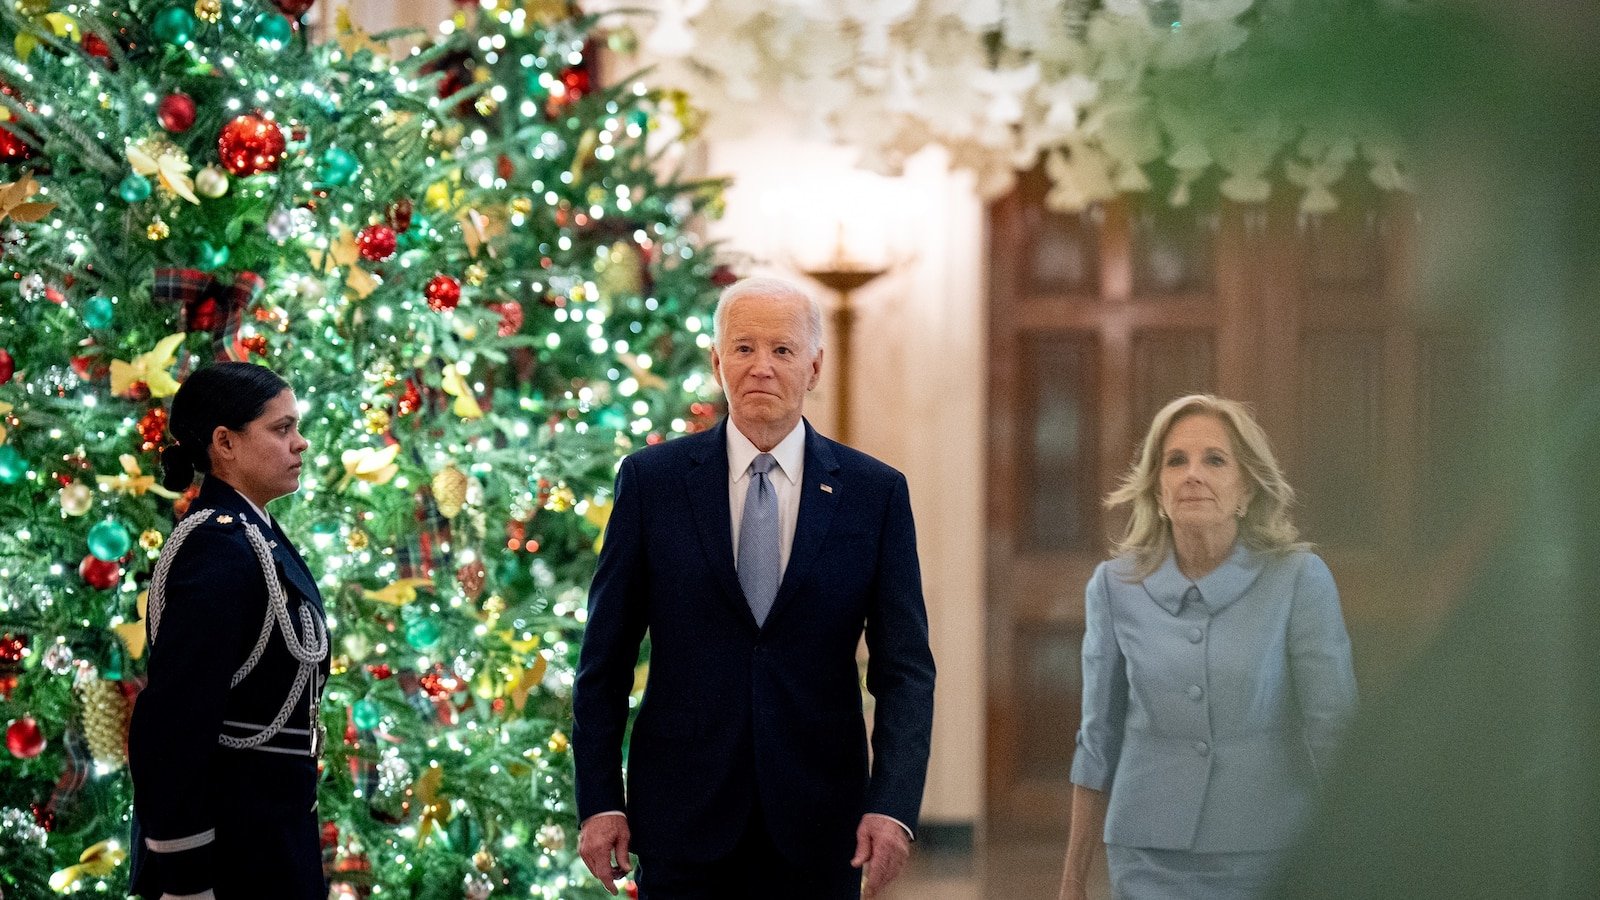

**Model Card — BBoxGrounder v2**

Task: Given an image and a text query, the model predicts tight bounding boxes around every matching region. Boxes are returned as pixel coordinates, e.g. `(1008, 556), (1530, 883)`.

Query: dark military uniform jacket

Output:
(128, 477), (330, 899)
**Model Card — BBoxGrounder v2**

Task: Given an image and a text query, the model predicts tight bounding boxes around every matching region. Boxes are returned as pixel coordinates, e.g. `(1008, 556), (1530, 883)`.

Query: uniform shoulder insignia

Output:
(215, 514), (235, 524)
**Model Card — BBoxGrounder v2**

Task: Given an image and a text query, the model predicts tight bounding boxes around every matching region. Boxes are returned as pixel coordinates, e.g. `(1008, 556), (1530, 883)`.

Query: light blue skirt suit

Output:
(1071, 544), (1358, 899)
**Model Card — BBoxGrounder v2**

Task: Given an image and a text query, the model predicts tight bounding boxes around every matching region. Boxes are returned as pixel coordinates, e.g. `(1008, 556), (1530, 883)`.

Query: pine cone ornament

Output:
(432, 465), (468, 519)
(78, 679), (130, 768)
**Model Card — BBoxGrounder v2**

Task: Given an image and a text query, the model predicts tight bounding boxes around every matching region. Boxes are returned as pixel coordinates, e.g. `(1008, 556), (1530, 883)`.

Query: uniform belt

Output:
(218, 719), (316, 756)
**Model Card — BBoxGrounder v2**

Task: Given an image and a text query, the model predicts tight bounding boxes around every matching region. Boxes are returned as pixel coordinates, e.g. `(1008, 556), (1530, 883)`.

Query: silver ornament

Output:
(41, 641), (75, 675)
(266, 209), (297, 243)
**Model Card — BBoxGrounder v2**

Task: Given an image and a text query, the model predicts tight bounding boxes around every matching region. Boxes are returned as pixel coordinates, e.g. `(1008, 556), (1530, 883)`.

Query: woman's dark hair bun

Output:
(159, 442), (196, 493)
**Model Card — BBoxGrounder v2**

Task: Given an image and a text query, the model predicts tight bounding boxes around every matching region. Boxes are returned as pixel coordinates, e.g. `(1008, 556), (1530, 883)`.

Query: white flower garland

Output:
(598, 0), (1415, 212)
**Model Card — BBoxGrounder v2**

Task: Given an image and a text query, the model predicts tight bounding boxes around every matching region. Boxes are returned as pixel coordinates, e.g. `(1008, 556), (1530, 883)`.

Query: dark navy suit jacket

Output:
(573, 419), (936, 866)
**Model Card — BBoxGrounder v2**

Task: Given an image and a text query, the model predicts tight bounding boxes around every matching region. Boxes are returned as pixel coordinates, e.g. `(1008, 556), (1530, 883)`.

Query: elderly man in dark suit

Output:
(573, 276), (936, 899)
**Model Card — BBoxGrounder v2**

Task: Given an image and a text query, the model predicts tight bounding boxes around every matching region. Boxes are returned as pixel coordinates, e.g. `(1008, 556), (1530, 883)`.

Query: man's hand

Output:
(578, 813), (633, 896)
(850, 814), (911, 897)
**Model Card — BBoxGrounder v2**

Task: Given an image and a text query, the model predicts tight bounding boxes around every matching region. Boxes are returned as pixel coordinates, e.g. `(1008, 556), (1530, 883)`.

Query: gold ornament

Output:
(464, 263), (487, 287)
(146, 218), (170, 241)
(432, 465), (468, 519)
(330, 655), (350, 676)
(59, 481), (94, 516)
(78, 679), (130, 768)
(524, 0), (567, 26)
(139, 529), (164, 551)
(598, 240), (644, 299)
(194, 165), (229, 199)
(481, 594), (506, 623)
(347, 529), (370, 552)
(193, 0), (222, 23)
(474, 95), (499, 117)
(473, 849), (495, 872)
(14, 0), (48, 15)
(546, 730), (568, 753)
(544, 484), (575, 513)
(364, 408), (391, 434)
(509, 196), (533, 216)
(48, 840), (126, 893)
(536, 823), (566, 852)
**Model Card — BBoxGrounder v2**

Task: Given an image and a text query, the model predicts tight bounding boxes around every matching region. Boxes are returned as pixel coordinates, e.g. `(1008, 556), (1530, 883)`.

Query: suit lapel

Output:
(683, 422), (759, 630)
(763, 421), (841, 631)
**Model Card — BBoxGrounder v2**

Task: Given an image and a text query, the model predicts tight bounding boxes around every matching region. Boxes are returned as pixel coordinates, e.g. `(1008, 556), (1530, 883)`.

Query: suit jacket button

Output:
(1187, 627), (1203, 643)
(1186, 684), (1204, 701)
(1194, 740), (1210, 756)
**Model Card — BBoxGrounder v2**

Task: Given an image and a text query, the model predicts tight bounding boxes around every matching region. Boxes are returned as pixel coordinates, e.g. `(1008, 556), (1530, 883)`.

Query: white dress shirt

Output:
(727, 420), (806, 576)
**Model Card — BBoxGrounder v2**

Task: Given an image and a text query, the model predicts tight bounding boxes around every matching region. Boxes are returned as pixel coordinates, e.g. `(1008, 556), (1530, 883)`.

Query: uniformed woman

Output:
(128, 362), (329, 900)
(1058, 394), (1358, 900)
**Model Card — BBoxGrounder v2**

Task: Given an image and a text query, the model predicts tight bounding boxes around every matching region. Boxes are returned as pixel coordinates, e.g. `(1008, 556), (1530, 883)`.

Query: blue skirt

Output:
(1106, 845), (1283, 900)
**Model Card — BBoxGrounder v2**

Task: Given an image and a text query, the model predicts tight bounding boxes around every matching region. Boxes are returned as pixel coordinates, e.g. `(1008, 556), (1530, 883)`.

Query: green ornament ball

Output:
(318, 147), (360, 186)
(254, 12), (293, 47)
(404, 617), (441, 649)
(351, 698), (381, 731)
(0, 445), (27, 485)
(150, 5), (199, 45)
(199, 242), (230, 271)
(88, 518), (133, 562)
(82, 295), (115, 329)
(119, 174), (152, 203)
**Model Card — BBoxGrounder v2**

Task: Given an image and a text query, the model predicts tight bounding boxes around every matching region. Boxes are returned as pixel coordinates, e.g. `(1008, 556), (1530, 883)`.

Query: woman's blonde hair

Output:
(1107, 394), (1307, 579)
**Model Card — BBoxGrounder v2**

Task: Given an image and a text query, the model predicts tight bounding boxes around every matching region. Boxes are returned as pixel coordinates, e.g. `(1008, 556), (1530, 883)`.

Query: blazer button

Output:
(1186, 684), (1204, 701)
(1187, 627), (1203, 644)
(1194, 740), (1210, 756)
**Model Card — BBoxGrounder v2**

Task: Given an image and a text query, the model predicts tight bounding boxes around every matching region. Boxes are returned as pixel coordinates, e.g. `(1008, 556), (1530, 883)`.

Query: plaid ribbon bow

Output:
(152, 267), (264, 365)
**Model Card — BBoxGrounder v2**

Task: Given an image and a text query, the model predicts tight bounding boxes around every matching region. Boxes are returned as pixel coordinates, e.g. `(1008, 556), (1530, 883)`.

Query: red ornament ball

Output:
(491, 301), (523, 337)
(387, 198), (413, 233)
(0, 125), (30, 163)
(138, 407), (169, 450)
(365, 663), (392, 680)
(6, 716), (45, 759)
(78, 554), (122, 590)
(559, 66), (592, 101)
(320, 821), (339, 848)
(187, 297), (221, 332)
(356, 224), (397, 262)
(272, 0), (316, 15)
(0, 633), (24, 665)
(424, 274), (461, 311)
(0, 348), (14, 385)
(217, 114), (286, 176)
(158, 93), (197, 133)
(82, 32), (110, 59)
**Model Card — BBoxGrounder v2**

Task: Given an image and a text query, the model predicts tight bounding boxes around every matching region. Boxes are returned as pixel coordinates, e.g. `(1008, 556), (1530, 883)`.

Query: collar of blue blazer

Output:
(1140, 541), (1266, 617)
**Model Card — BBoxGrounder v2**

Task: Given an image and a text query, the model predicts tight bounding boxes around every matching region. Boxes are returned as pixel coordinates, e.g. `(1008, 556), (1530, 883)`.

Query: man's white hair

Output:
(712, 276), (823, 354)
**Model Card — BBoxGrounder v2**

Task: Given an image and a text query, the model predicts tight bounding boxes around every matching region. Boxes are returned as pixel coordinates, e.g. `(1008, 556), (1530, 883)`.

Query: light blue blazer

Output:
(1070, 544), (1357, 852)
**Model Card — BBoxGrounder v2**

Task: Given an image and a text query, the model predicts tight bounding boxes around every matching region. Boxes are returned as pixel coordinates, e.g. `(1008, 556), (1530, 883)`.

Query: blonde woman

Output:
(1059, 395), (1357, 900)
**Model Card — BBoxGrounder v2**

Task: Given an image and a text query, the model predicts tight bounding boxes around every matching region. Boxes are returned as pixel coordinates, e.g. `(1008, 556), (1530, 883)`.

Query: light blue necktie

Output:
(738, 453), (781, 626)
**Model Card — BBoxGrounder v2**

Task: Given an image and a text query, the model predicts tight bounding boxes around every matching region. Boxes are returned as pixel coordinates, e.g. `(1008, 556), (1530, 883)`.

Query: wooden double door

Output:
(986, 168), (1483, 832)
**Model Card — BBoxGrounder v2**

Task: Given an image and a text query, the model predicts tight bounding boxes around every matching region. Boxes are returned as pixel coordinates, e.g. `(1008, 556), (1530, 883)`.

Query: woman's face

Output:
(1158, 413), (1252, 538)
(215, 388), (307, 506)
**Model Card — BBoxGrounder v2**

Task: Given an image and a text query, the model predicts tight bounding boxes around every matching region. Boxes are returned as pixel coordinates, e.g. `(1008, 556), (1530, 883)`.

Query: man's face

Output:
(711, 293), (823, 440)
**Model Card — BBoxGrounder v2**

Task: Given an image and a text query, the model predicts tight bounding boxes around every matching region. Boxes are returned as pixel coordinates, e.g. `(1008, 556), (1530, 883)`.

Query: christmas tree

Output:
(0, 0), (727, 895)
